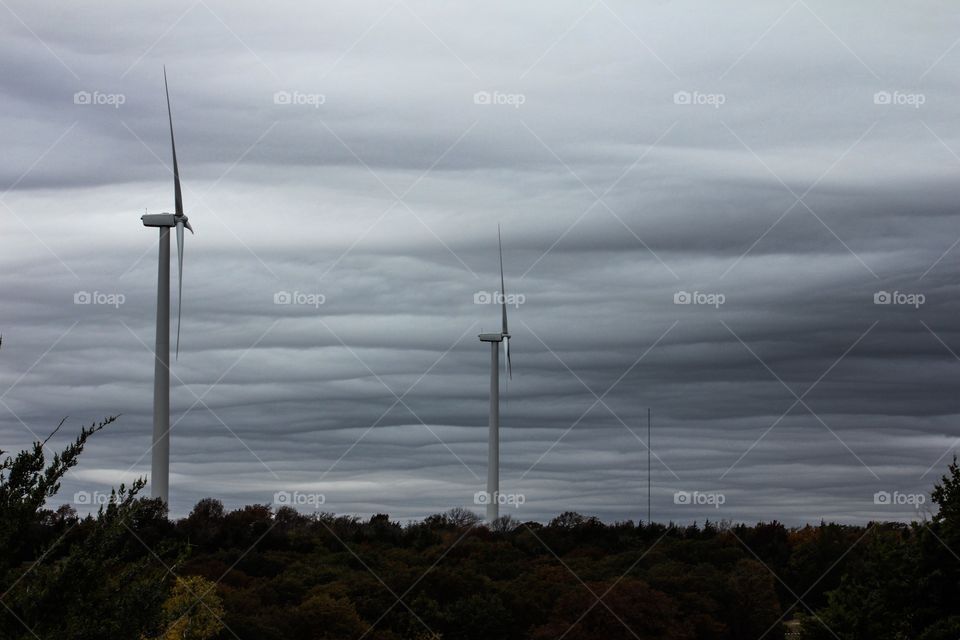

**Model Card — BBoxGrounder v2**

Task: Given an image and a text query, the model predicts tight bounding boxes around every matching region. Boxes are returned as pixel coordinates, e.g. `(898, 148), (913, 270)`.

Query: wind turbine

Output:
(141, 67), (193, 504)
(478, 226), (512, 522)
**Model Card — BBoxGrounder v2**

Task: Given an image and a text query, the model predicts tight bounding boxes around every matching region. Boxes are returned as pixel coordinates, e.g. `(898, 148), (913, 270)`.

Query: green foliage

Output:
(800, 459), (960, 639)
(725, 559), (783, 640)
(0, 420), (180, 640)
(0, 338), (181, 639)
(4, 342), (960, 639)
(151, 575), (225, 640)
(932, 455), (960, 538)
(0, 415), (116, 571)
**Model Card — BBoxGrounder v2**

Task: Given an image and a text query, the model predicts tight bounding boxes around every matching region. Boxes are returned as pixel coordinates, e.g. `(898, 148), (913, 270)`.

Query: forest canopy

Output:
(2, 417), (959, 640)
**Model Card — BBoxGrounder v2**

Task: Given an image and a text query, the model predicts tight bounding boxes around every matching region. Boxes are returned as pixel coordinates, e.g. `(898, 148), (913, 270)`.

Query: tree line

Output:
(0, 331), (957, 640)
(3, 418), (959, 639)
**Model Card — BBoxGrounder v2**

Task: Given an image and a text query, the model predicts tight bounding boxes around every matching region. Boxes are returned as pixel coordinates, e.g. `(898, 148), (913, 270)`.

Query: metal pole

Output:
(647, 407), (651, 526)
(487, 341), (499, 522)
(151, 227), (170, 504)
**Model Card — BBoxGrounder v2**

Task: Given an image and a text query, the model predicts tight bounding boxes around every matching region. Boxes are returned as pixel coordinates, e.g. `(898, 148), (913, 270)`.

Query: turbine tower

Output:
(478, 226), (512, 522)
(141, 68), (193, 504)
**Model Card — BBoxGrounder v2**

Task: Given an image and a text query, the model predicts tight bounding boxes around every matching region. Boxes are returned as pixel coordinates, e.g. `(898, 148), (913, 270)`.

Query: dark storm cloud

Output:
(2, 0), (960, 524)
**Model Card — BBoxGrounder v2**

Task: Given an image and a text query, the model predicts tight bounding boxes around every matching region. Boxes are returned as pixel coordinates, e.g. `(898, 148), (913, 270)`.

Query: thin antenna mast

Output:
(647, 407), (651, 526)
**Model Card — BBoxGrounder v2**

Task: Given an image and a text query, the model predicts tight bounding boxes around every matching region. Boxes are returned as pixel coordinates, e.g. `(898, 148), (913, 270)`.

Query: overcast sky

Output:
(1, 0), (959, 524)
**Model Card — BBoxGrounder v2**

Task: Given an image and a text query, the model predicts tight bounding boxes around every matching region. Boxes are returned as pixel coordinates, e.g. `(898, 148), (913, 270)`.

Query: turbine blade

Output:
(503, 338), (509, 407)
(175, 220), (184, 358)
(505, 336), (512, 380)
(498, 225), (508, 336)
(163, 66), (183, 218)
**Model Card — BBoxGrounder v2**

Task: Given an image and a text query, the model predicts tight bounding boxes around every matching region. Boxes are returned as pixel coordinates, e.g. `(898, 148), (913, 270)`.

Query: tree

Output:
(549, 512), (586, 529)
(2, 475), (177, 640)
(291, 591), (368, 639)
(0, 336), (177, 639)
(801, 458), (960, 640)
(446, 507), (482, 528)
(0, 415), (116, 573)
(530, 578), (694, 640)
(151, 575), (225, 640)
(725, 559), (784, 640)
(489, 515), (519, 534)
(180, 498), (226, 550)
(932, 455), (960, 537)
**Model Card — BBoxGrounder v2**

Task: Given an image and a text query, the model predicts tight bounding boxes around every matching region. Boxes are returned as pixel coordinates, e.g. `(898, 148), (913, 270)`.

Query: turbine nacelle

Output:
(142, 212), (193, 232)
(479, 332), (509, 343)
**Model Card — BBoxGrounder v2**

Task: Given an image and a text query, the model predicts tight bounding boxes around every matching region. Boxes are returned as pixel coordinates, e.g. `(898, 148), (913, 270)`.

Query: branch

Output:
(42, 417), (69, 447)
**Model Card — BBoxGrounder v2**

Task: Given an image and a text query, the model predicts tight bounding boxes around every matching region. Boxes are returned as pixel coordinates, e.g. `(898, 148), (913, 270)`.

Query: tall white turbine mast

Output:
(478, 226), (512, 522)
(141, 67), (193, 504)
